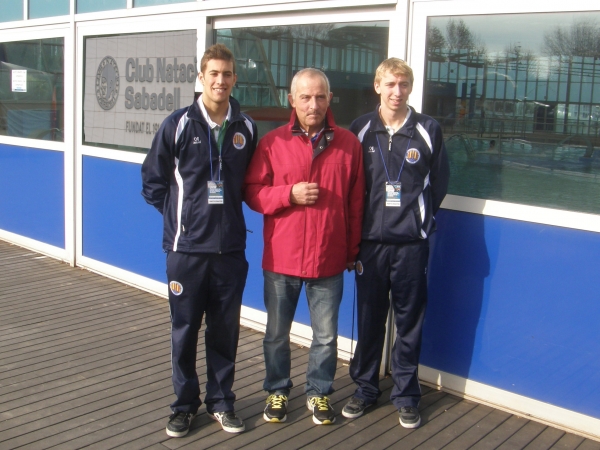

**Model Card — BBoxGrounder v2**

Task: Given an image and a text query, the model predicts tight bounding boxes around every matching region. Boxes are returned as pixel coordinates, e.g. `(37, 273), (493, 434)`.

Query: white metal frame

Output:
(409, 0), (600, 234)
(74, 13), (209, 290)
(213, 5), (401, 361)
(72, 2), (403, 361)
(409, 0), (600, 440)
(0, 24), (75, 264)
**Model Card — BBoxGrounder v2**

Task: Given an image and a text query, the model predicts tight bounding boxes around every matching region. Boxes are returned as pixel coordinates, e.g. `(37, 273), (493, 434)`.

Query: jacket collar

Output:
(371, 104), (417, 137)
(289, 107), (336, 136)
(187, 95), (243, 125)
(289, 108), (336, 159)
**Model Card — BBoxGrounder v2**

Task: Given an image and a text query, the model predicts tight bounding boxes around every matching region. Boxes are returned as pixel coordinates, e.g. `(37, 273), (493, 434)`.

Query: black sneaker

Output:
(166, 411), (196, 438)
(342, 396), (373, 419)
(264, 394), (288, 422)
(208, 411), (245, 433)
(399, 406), (421, 428)
(307, 396), (335, 425)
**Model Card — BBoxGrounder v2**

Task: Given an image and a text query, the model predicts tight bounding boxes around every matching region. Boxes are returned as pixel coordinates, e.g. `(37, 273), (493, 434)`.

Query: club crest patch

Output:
(232, 132), (246, 149)
(405, 148), (421, 164)
(169, 281), (183, 296)
(356, 260), (364, 275)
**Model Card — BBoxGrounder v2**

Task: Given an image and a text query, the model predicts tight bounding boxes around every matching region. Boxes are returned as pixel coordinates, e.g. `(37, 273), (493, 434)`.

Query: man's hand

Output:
(290, 182), (319, 205)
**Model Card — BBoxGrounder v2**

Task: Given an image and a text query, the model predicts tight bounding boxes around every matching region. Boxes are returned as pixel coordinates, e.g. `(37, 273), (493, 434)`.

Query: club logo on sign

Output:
(96, 56), (120, 110)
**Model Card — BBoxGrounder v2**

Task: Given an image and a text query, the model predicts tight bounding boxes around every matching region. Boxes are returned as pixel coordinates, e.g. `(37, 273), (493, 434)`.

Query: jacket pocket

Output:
(180, 199), (190, 235)
(411, 207), (424, 239)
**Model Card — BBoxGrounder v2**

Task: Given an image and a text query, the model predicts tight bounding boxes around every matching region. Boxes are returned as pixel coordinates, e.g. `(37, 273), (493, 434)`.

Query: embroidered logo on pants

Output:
(169, 281), (183, 296)
(356, 260), (364, 276)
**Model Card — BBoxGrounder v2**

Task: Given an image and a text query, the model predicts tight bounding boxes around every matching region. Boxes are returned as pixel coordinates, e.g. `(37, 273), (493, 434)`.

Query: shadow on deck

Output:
(1, 240), (599, 450)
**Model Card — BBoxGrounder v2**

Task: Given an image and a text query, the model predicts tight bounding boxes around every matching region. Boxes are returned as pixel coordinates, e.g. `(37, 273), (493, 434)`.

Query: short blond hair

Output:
(374, 58), (413, 85)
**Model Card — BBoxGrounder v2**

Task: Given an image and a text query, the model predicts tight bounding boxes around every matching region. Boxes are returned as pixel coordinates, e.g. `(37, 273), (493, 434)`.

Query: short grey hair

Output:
(290, 68), (331, 98)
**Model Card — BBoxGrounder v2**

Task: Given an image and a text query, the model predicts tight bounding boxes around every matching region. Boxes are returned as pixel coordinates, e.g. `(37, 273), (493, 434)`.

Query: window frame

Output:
(409, 0), (600, 233)
(0, 24), (74, 263)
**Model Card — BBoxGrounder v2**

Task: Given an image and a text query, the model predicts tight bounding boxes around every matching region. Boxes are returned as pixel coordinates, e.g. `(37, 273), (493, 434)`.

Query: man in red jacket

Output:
(244, 68), (365, 426)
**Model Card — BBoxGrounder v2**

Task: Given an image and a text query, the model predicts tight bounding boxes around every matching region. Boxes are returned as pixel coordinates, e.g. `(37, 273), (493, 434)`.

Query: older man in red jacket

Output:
(244, 68), (364, 426)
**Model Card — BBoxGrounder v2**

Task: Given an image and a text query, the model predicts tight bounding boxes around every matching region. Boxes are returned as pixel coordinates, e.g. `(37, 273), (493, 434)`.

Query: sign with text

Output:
(83, 30), (197, 151)
(12, 70), (27, 92)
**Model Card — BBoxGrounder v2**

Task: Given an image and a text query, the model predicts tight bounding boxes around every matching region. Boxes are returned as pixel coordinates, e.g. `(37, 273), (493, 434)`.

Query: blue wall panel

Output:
(83, 156), (357, 338)
(83, 156), (165, 281)
(423, 209), (600, 418)
(0, 144), (64, 248)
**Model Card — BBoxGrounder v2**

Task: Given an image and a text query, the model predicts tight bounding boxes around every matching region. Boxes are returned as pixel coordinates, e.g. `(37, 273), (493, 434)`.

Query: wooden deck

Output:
(1, 239), (599, 450)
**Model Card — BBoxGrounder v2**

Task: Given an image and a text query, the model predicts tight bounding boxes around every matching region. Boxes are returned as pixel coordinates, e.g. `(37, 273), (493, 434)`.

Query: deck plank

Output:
(0, 239), (598, 449)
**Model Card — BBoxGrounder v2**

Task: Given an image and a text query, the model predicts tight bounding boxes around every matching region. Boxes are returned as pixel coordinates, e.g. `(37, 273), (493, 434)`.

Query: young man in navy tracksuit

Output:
(141, 44), (257, 438)
(342, 58), (449, 428)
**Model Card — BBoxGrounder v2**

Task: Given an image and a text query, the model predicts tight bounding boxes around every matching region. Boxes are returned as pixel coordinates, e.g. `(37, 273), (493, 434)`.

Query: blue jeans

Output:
(262, 270), (344, 397)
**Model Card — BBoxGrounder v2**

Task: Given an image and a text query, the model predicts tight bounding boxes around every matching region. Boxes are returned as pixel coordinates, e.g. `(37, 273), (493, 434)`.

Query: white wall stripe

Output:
(419, 365), (600, 441)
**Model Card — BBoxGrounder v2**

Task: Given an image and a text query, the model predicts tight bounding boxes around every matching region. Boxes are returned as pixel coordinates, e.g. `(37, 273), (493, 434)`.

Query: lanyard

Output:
(375, 132), (412, 185)
(207, 120), (228, 182)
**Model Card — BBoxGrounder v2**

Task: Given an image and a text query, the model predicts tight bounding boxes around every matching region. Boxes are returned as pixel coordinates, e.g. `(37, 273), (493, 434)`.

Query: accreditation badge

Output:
(385, 182), (401, 207)
(208, 180), (224, 204)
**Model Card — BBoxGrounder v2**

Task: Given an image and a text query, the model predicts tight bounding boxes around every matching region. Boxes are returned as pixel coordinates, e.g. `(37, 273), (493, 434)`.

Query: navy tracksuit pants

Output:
(166, 250), (248, 414)
(350, 239), (429, 409)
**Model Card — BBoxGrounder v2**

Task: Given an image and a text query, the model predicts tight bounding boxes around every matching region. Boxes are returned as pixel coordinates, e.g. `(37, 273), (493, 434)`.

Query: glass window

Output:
(216, 22), (389, 138)
(0, 38), (64, 142)
(83, 30), (197, 153)
(424, 12), (600, 215)
(134, 0), (194, 6)
(77, 0), (126, 14)
(1, 0), (23, 22)
(29, 0), (69, 19)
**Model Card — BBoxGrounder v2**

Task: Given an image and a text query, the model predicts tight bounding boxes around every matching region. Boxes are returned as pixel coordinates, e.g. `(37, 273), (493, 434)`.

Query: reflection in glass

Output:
(424, 13), (600, 215)
(216, 22), (389, 138)
(29, 0), (69, 19)
(1, 1), (23, 22)
(77, 0), (126, 14)
(0, 38), (64, 142)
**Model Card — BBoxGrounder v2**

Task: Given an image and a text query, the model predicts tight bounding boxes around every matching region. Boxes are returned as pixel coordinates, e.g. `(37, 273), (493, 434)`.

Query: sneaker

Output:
(307, 396), (335, 425)
(342, 396), (373, 419)
(166, 411), (196, 438)
(399, 406), (421, 428)
(264, 394), (288, 422)
(208, 410), (245, 433)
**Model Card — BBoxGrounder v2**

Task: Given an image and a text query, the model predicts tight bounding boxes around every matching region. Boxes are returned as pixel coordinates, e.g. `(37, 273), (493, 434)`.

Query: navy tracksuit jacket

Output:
(142, 96), (257, 414)
(349, 105), (449, 408)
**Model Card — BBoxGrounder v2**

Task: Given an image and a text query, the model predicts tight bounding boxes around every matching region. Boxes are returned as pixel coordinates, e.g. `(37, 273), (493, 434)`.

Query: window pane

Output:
(83, 30), (197, 153)
(0, 38), (64, 142)
(424, 12), (600, 215)
(29, 0), (69, 19)
(216, 22), (389, 138)
(134, 0), (194, 6)
(0, 0), (23, 22)
(77, 0), (126, 14)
